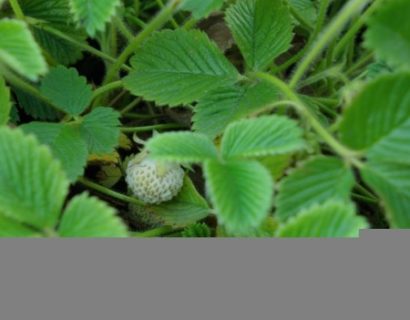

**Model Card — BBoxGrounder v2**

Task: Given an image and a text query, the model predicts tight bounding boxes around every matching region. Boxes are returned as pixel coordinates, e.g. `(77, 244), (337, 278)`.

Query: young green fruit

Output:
(125, 153), (184, 204)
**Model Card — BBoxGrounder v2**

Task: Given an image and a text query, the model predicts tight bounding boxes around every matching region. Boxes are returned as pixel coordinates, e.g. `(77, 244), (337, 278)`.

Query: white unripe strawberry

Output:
(125, 153), (184, 204)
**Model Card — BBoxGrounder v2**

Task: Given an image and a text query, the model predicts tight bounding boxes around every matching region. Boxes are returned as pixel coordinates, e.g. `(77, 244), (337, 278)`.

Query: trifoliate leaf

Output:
(362, 161), (410, 228)
(226, 0), (293, 71)
(149, 176), (210, 228)
(0, 127), (68, 229)
(365, 0), (410, 68)
(339, 73), (410, 156)
(80, 107), (121, 154)
(204, 159), (274, 235)
(146, 132), (219, 163)
(69, 0), (121, 37)
(276, 201), (368, 238)
(0, 19), (47, 81)
(59, 193), (128, 237)
(14, 87), (62, 121)
(21, 122), (88, 182)
(40, 66), (93, 115)
(193, 81), (278, 138)
(0, 75), (11, 125)
(0, 213), (40, 238)
(180, 0), (224, 19)
(124, 29), (239, 107)
(276, 157), (355, 222)
(221, 116), (305, 160)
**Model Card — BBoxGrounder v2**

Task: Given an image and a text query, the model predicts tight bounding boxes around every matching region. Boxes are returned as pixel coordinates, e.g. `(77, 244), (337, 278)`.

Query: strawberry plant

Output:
(0, 0), (408, 238)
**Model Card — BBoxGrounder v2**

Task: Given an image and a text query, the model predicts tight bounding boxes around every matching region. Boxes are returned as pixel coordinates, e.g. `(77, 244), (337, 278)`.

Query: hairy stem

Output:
(312, 0), (330, 39)
(78, 177), (145, 206)
(120, 98), (142, 114)
(346, 52), (374, 77)
(92, 81), (123, 100)
(156, 0), (179, 28)
(333, 0), (380, 60)
(290, 6), (313, 32)
(272, 0), (329, 74)
(121, 123), (185, 133)
(253, 72), (363, 168)
(290, 0), (371, 88)
(8, 0), (25, 20)
(114, 17), (134, 42)
(40, 25), (131, 71)
(104, 0), (181, 84)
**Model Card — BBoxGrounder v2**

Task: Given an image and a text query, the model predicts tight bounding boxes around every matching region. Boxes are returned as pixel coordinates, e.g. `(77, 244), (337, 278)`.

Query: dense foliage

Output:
(0, 0), (408, 238)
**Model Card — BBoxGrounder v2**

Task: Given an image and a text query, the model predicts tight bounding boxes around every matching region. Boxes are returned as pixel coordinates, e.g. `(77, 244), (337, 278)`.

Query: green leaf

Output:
(69, 0), (121, 37)
(0, 19), (47, 81)
(276, 156), (355, 222)
(146, 132), (218, 163)
(80, 107), (121, 154)
(340, 73), (410, 228)
(0, 127), (68, 229)
(41, 66), (93, 116)
(124, 29), (239, 107)
(14, 87), (62, 121)
(0, 213), (40, 238)
(289, 0), (318, 26)
(276, 201), (368, 238)
(366, 118), (410, 165)
(365, 0), (410, 68)
(259, 153), (293, 180)
(59, 193), (128, 237)
(366, 60), (394, 80)
(0, 75), (11, 125)
(193, 81), (278, 138)
(148, 176), (210, 228)
(339, 73), (410, 153)
(181, 0), (224, 19)
(20, 0), (72, 25)
(204, 160), (273, 235)
(21, 122), (88, 182)
(181, 223), (211, 238)
(32, 26), (86, 65)
(225, 0), (293, 71)
(219, 216), (279, 238)
(221, 115), (305, 160)
(19, 0), (87, 65)
(362, 161), (410, 228)
(9, 105), (20, 124)
(243, 217), (279, 238)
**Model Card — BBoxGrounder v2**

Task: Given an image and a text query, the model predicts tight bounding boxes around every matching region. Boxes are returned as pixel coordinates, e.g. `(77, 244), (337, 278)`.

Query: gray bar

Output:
(0, 234), (409, 320)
